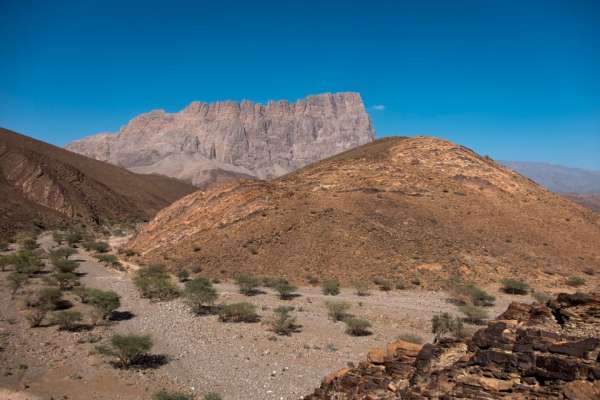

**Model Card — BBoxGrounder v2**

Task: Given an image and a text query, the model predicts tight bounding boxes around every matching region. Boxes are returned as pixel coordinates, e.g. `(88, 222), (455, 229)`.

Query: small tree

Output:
(95, 254), (122, 268)
(273, 280), (298, 300)
(49, 247), (77, 260)
(65, 231), (83, 246)
(501, 279), (529, 295)
(321, 279), (340, 295)
(133, 264), (179, 300)
(268, 306), (298, 335)
(234, 273), (261, 296)
(432, 313), (464, 341)
(52, 231), (65, 245)
(35, 287), (63, 310)
(325, 301), (351, 322)
(218, 302), (259, 322)
(89, 289), (121, 321)
(183, 278), (218, 313)
(566, 276), (586, 287)
(12, 250), (43, 276)
(7, 272), (28, 294)
(51, 310), (83, 331)
(73, 286), (94, 303)
(96, 334), (153, 367)
(458, 305), (488, 325)
(344, 318), (371, 336)
(52, 258), (79, 274)
(51, 272), (79, 290)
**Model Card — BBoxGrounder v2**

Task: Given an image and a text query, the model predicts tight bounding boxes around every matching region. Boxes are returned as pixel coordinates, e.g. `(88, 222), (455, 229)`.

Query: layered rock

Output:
(66, 92), (375, 186)
(307, 293), (600, 399)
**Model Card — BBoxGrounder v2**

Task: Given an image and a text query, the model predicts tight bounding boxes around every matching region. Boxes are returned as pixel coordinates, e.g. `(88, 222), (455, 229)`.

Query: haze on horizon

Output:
(0, 0), (598, 169)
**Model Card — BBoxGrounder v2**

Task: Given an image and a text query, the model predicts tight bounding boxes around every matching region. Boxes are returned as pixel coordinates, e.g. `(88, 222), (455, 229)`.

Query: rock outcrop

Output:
(66, 92), (375, 186)
(0, 128), (196, 240)
(127, 137), (600, 286)
(306, 292), (600, 399)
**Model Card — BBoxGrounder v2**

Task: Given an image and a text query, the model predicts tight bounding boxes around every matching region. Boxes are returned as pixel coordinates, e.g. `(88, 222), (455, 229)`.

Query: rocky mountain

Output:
(66, 92), (375, 187)
(127, 136), (600, 286)
(307, 292), (600, 399)
(0, 128), (196, 240)
(502, 161), (600, 194)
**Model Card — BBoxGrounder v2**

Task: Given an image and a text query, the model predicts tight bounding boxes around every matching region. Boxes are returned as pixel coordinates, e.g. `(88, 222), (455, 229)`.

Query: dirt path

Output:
(31, 234), (518, 400)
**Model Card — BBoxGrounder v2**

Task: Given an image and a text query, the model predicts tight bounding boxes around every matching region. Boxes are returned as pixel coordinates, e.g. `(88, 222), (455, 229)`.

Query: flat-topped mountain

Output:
(0, 128), (196, 240)
(66, 92), (375, 187)
(128, 136), (600, 286)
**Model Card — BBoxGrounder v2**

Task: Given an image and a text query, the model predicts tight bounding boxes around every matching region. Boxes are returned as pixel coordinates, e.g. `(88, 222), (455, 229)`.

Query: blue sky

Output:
(1, 0), (599, 169)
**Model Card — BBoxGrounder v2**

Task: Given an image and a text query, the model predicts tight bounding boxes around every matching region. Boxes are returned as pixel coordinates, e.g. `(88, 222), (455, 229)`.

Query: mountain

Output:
(562, 193), (600, 212)
(0, 128), (196, 240)
(66, 92), (375, 187)
(127, 136), (600, 286)
(502, 161), (600, 193)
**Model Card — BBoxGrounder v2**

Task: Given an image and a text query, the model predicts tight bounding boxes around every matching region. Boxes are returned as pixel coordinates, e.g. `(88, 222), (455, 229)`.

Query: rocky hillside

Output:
(0, 128), (196, 240)
(306, 292), (600, 399)
(66, 92), (375, 187)
(127, 137), (600, 286)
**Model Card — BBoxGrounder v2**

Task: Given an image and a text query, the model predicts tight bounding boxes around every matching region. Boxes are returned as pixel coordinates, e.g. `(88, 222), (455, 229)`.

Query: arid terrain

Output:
(0, 128), (196, 241)
(128, 137), (600, 287)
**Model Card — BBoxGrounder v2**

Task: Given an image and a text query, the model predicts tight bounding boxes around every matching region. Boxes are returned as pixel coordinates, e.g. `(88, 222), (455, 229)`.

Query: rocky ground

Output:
(2, 232), (595, 399)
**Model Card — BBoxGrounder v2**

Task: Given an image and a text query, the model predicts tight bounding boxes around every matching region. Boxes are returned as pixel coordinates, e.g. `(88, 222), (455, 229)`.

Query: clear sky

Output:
(1, 0), (599, 169)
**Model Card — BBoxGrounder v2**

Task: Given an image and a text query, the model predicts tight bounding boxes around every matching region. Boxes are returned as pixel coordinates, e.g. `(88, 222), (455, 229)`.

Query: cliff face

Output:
(66, 92), (375, 186)
(0, 128), (195, 240)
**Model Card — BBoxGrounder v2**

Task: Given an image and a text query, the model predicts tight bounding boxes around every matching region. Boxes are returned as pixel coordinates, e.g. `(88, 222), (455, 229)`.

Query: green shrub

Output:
(354, 282), (370, 296)
(501, 279), (529, 295)
(52, 231), (66, 245)
(52, 258), (79, 274)
(183, 278), (218, 313)
(203, 393), (222, 400)
(234, 273), (261, 296)
(465, 285), (496, 307)
(152, 391), (193, 400)
(20, 238), (38, 251)
(0, 255), (12, 271)
(432, 313), (464, 340)
(261, 276), (279, 288)
(95, 254), (122, 268)
(458, 305), (488, 324)
(566, 276), (586, 287)
(273, 280), (298, 300)
(395, 280), (407, 290)
(133, 264), (179, 300)
(397, 333), (424, 344)
(532, 291), (552, 304)
(218, 302), (259, 322)
(25, 308), (47, 327)
(51, 310), (83, 331)
(96, 334), (153, 367)
(65, 231), (83, 246)
(34, 287), (63, 310)
(89, 289), (121, 321)
(268, 306), (297, 335)
(176, 269), (190, 282)
(73, 286), (93, 303)
(49, 247), (77, 260)
(344, 318), (371, 336)
(373, 277), (392, 291)
(51, 272), (79, 290)
(325, 301), (351, 322)
(12, 250), (43, 276)
(7, 272), (28, 294)
(321, 279), (340, 295)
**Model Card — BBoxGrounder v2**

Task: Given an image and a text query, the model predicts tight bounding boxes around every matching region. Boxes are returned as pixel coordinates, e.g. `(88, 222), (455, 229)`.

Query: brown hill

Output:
(128, 137), (600, 286)
(0, 128), (196, 240)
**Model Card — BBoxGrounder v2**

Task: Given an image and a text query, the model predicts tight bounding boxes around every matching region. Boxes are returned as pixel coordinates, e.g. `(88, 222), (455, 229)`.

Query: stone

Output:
(367, 348), (386, 364)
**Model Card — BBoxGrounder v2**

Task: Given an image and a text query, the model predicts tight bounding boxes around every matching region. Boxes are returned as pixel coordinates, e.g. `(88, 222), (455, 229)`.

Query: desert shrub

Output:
(95, 254), (122, 268)
(261, 276), (279, 288)
(25, 309), (47, 328)
(321, 279), (340, 295)
(65, 231), (83, 246)
(89, 289), (121, 321)
(344, 318), (371, 336)
(354, 282), (370, 296)
(52, 231), (66, 245)
(52, 258), (79, 274)
(19, 237), (38, 250)
(234, 273), (261, 295)
(532, 291), (552, 304)
(93, 242), (110, 253)
(133, 264), (179, 300)
(465, 285), (495, 307)
(218, 302), (259, 322)
(268, 306), (297, 335)
(152, 390), (193, 400)
(96, 334), (153, 367)
(432, 313), (464, 340)
(176, 269), (190, 282)
(12, 250), (43, 276)
(566, 276), (586, 287)
(395, 280), (407, 290)
(35, 287), (63, 310)
(500, 279), (529, 295)
(7, 272), (28, 294)
(0, 255), (12, 271)
(51, 272), (79, 290)
(183, 278), (218, 313)
(325, 301), (351, 322)
(73, 286), (94, 303)
(51, 310), (83, 331)
(49, 247), (77, 260)
(397, 333), (424, 344)
(373, 277), (392, 291)
(203, 393), (222, 400)
(306, 275), (319, 285)
(273, 280), (298, 300)
(458, 305), (488, 325)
